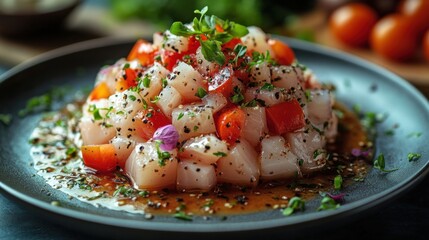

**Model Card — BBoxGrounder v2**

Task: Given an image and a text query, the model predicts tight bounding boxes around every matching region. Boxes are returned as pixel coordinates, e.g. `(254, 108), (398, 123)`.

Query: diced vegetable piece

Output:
(286, 129), (327, 173)
(216, 139), (260, 186)
(202, 92), (227, 114)
(249, 62), (271, 86)
(242, 107), (268, 147)
(168, 62), (207, 102)
(127, 39), (156, 66)
(260, 136), (300, 180)
(125, 142), (178, 190)
(82, 144), (118, 172)
(88, 82), (111, 101)
(115, 68), (138, 92)
(172, 105), (216, 142)
(79, 117), (116, 145)
(179, 134), (228, 165)
(271, 65), (304, 90)
(140, 62), (170, 102)
(110, 136), (136, 169)
(176, 160), (217, 192)
(215, 106), (246, 145)
(244, 87), (287, 107)
(195, 46), (218, 75)
(241, 26), (273, 55)
(209, 66), (234, 97)
(265, 99), (305, 134)
(134, 107), (171, 140)
(163, 31), (189, 53)
(268, 39), (295, 65)
(156, 86), (183, 118)
(307, 90), (332, 126)
(161, 49), (184, 71)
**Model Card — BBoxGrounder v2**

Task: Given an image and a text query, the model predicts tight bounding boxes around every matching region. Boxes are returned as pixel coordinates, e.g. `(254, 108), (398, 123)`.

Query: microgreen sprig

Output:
(169, 6), (249, 65)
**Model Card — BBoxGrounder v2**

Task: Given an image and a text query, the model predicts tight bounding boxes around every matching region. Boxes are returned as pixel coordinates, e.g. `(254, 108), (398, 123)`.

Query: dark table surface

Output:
(1, 62), (429, 239)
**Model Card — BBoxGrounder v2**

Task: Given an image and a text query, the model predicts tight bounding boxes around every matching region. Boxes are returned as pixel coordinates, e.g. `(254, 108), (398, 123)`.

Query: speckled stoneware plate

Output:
(1, 37), (429, 239)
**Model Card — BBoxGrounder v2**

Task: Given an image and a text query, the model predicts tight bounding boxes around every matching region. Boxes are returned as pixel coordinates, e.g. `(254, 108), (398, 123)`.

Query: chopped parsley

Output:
(177, 112), (185, 120)
(317, 196), (340, 211)
(242, 98), (266, 107)
(143, 76), (151, 88)
(374, 153), (398, 173)
(230, 86), (244, 104)
(248, 50), (276, 68)
(213, 151), (227, 157)
(154, 140), (171, 166)
(232, 44), (247, 63)
(334, 175), (342, 190)
(150, 96), (161, 103)
(408, 153), (422, 162)
(88, 105), (113, 121)
(260, 83), (274, 91)
(195, 87), (207, 98)
(173, 211), (193, 221)
(282, 196), (305, 216)
(162, 78), (168, 88)
(0, 114), (12, 125)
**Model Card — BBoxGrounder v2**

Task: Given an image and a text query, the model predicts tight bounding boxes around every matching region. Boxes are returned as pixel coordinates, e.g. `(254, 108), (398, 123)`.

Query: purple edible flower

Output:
(326, 193), (346, 203)
(351, 148), (371, 158)
(152, 124), (179, 151)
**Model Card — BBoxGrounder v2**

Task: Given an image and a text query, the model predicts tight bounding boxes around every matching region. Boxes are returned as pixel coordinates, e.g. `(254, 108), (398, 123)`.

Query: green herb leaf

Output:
(128, 95), (137, 101)
(195, 87), (208, 98)
(173, 211), (193, 221)
(260, 83), (274, 91)
(334, 175), (343, 190)
(0, 114), (12, 125)
(150, 96), (161, 103)
(200, 39), (225, 65)
(230, 86), (244, 104)
(374, 153), (398, 173)
(162, 78), (168, 88)
(232, 44), (247, 63)
(177, 112), (184, 120)
(143, 76), (151, 88)
(123, 63), (130, 69)
(229, 22), (249, 37)
(170, 22), (194, 37)
(213, 151), (227, 157)
(282, 196), (305, 216)
(408, 153), (422, 162)
(317, 196), (340, 211)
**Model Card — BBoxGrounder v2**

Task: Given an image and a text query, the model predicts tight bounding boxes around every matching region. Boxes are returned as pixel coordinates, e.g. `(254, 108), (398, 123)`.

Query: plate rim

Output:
(1, 36), (429, 233)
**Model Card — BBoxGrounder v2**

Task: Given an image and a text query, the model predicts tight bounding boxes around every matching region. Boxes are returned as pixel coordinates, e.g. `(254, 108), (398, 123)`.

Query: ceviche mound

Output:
(30, 7), (372, 218)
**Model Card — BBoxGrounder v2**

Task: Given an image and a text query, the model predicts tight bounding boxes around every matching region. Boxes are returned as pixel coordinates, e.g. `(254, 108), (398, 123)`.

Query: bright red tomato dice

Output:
(265, 99), (305, 134)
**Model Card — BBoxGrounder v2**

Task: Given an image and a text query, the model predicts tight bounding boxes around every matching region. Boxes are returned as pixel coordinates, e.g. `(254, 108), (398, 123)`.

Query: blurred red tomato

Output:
(370, 14), (418, 61)
(400, 0), (429, 33)
(424, 30), (429, 62)
(329, 3), (378, 47)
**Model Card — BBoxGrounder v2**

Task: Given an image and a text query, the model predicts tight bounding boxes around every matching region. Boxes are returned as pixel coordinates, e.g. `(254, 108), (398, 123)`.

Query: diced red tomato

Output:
(222, 38), (242, 50)
(216, 107), (246, 145)
(88, 82), (110, 101)
(134, 107), (171, 140)
(82, 144), (118, 172)
(127, 39), (156, 66)
(161, 49), (184, 71)
(209, 66), (234, 97)
(265, 99), (305, 134)
(268, 39), (295, 66)
(187, 35), (201, 54)
(115, 68), (138, 92)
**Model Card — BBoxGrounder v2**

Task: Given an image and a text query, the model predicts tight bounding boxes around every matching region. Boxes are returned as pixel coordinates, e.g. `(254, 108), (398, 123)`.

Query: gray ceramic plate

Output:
(1, 37), (429, 239)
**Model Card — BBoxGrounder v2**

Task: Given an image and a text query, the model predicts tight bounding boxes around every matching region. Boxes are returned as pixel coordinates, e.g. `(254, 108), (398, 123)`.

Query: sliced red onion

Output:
(326, 192), (345, 203)
(153, 124), (179, 151)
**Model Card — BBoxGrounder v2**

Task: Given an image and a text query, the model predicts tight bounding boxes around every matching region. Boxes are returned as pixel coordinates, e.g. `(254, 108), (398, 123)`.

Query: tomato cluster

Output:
(329, 0), (429, 62)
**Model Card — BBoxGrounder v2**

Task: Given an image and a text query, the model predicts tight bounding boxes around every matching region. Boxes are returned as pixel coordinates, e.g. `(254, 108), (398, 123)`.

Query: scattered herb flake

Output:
(173, 211), (193, 221)
(177, 112), (184, 120)
(334, 175), (342, 190)
(213, 152), (227, 157)
(282, 196), (305, 216)
(408, 153), (422, 162)
(317, 196), (340, 211)
(0, 114), (12, 125)
(195, 87), (207, 98)
(374, 153), (398, 173)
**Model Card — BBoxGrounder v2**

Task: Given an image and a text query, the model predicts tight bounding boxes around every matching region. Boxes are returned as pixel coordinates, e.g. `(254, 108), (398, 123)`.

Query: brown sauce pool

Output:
(30, 101), (372, 219)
